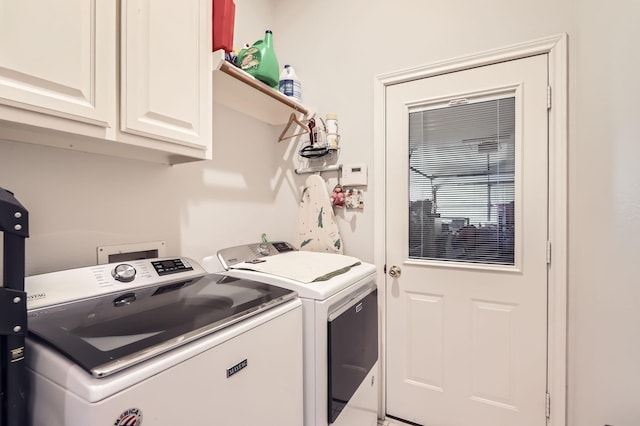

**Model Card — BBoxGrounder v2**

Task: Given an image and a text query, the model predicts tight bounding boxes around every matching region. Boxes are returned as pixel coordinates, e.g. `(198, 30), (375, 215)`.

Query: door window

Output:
(408, 95), (515, 265)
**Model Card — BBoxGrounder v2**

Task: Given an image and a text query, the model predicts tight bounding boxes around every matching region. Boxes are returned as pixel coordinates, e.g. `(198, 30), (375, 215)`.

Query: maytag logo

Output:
(27, 293), (46, 301)
(227, 359), (248, 378)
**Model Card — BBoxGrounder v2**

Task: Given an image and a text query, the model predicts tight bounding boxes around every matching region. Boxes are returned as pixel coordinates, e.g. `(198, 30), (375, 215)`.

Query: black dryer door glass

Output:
(327, 287), (378, 423)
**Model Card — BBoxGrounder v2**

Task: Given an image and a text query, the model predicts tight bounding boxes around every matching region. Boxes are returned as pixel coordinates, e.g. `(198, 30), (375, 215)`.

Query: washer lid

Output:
(28, 274), (296, 377)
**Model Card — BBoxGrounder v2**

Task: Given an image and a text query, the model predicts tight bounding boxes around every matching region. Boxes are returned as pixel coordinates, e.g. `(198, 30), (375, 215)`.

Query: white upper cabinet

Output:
(0, 0), (115, 127)
(121, 0), (211, 151)
(0, 0), (212, 164)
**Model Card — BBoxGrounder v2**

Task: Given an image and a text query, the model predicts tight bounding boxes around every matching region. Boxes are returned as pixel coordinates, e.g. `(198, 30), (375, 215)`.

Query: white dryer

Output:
(210, 242), (379, 426)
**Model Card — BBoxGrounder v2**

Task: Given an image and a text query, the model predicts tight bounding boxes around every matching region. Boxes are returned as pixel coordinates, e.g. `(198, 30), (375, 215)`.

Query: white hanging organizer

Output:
(285, 112), (366, 209)
(291, 113), (342, 175)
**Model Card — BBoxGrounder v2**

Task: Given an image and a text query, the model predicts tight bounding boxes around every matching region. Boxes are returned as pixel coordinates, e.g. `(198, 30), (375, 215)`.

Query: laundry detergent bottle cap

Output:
(238, 30), (280, 88)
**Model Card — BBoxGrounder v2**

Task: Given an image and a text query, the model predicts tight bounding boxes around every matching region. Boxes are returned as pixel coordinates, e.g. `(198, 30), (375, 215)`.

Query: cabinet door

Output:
(0, 0), (115, 126)
(121, 0), (211, 152)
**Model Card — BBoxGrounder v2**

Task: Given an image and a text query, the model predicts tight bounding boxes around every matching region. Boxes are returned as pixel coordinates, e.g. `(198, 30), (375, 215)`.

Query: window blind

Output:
(408, 96), (515, 265)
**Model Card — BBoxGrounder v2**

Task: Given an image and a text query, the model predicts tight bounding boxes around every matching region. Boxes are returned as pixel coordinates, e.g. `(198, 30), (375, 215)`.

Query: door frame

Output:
(373, 34), (568, 425)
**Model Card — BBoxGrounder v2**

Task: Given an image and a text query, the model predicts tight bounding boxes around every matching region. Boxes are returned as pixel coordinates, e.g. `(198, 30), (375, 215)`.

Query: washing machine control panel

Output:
(217, 241), (296, 270)
(151, 258), (194, 276)
(26, 257), (206, 310)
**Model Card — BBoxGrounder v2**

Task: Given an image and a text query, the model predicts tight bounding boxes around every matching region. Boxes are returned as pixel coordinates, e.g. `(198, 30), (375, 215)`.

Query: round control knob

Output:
(257, 243), (271, 256)
(112, 264), (137, 283)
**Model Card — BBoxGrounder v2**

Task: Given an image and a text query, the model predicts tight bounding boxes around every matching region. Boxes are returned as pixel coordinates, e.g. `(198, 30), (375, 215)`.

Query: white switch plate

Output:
(342, 164), (368, 186)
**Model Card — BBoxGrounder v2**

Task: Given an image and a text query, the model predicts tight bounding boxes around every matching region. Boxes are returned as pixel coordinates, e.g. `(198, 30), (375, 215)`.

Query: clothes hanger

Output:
(278, 112), (311, 142)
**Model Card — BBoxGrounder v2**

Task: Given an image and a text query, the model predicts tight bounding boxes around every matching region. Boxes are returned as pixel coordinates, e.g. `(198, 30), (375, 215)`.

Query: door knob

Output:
(388, 265), (401, 278)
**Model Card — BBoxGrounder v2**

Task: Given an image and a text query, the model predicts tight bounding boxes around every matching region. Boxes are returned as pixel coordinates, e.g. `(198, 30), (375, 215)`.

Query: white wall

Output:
(272, 0), (640, 424)
(1, 0), (639, 424)
(570, 1), (640, 425)
(0, 102), (302, 274)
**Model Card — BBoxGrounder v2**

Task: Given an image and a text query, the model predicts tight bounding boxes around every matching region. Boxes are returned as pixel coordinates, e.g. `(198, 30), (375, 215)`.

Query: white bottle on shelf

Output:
(279, 65), (302, 102)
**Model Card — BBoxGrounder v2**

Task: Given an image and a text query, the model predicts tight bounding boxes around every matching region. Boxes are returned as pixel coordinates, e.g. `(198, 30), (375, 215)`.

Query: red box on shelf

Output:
(213, 0), (235, 52)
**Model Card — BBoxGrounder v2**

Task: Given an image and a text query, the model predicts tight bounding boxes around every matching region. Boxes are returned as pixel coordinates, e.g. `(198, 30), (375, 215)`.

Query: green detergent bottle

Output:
(237, 30), (279, 88)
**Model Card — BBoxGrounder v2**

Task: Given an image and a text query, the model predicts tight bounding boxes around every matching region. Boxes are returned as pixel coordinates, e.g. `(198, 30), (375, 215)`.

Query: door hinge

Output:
(545, 392), (551, 419)
(546, 241), (552, 265)
(547, 85), (552, 110)
(383, 264), (387, 274)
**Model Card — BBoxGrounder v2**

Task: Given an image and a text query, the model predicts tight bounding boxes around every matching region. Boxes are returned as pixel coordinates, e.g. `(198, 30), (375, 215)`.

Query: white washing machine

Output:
(25, 257), (303, 426)
(209, 242), (379, 426)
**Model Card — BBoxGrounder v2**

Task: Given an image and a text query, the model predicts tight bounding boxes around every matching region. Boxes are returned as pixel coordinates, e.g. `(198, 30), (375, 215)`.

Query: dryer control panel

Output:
(217, 241), (296, 270)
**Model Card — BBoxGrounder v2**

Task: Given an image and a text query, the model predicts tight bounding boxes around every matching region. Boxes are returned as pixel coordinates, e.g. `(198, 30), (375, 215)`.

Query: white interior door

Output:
(385, 54), (549, 426)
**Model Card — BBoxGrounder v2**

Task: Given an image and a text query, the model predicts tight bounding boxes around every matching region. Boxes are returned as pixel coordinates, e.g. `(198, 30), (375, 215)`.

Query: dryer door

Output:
(327, 287), (378, 423)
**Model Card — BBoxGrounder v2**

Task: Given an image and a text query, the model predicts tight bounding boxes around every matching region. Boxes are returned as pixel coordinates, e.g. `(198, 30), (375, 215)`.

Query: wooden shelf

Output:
(212, 50), (309, 125)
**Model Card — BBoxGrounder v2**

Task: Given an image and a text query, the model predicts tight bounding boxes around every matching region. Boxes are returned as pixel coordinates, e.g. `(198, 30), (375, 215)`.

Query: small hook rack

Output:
(294, 164), (342, 175)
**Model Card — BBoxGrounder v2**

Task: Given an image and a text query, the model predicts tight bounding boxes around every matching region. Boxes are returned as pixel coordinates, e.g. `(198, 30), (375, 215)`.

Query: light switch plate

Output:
(342, 164), (368, 186)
